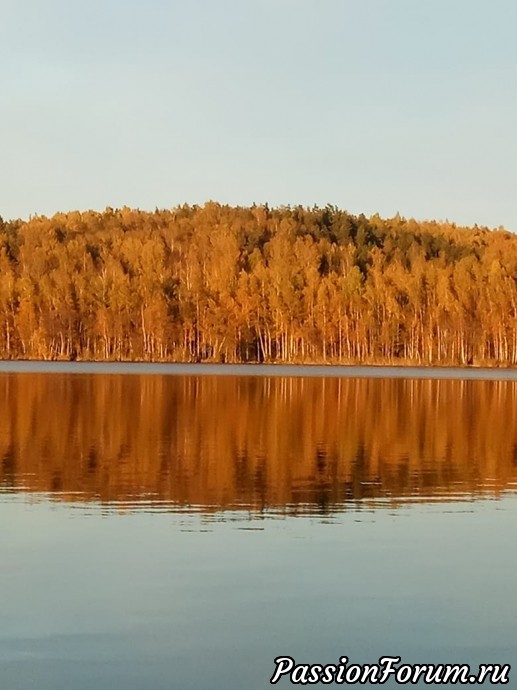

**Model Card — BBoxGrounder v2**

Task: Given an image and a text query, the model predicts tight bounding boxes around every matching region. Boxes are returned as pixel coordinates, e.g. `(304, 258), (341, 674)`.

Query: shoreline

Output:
(1, 360), (517, 380)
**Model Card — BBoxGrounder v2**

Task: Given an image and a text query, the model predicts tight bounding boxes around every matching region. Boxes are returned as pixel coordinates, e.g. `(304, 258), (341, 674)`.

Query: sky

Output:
(1, 0), (516, 229)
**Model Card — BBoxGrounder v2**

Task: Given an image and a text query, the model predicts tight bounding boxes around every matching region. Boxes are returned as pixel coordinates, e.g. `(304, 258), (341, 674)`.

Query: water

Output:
(2, 360), (517, 380)
(1, 366), (516, 688)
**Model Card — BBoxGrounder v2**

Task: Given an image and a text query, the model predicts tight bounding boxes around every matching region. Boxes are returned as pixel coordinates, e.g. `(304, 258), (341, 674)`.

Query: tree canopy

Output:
(0, 203), (516, 364)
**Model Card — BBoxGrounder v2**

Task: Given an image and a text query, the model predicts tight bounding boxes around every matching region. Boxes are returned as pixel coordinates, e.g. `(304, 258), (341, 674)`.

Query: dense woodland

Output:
(0, 203), (516, 364)
(1, 376), (515, 509)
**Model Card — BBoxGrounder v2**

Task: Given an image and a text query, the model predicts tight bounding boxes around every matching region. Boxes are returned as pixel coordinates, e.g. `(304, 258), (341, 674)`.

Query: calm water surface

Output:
(1, 365), (516, 688)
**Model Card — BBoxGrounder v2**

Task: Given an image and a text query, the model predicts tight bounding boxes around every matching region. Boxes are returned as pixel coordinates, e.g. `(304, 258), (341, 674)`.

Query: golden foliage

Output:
(0, 205), (516, 363)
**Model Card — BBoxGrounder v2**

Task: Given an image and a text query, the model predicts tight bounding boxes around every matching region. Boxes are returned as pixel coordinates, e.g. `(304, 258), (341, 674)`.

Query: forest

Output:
(0, 203), (516, 364)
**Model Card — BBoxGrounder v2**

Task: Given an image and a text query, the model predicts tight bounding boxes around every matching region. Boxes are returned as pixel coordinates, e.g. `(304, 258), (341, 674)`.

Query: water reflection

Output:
(0, 374), (516, 513)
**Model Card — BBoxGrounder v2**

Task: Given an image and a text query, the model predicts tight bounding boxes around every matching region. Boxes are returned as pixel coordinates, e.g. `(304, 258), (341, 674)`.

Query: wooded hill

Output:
(0, 204), (516, 364)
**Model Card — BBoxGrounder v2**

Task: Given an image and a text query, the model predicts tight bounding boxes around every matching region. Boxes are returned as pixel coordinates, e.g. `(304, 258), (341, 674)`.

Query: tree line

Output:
(0, 203), (516, 364)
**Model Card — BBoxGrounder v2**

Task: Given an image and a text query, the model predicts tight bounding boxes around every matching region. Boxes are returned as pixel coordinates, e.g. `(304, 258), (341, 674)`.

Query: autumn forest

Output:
(0, 203), (516, 364)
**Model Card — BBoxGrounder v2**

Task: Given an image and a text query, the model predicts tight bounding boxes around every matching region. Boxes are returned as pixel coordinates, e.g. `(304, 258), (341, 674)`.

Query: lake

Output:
(1, 364), (516, 688)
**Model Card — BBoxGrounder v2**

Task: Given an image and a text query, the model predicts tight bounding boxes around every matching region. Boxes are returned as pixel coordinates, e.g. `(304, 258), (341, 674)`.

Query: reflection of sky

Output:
(3, 361), (517, 380)
(1, 0), (516, 229)
(2, 496), (517, 689)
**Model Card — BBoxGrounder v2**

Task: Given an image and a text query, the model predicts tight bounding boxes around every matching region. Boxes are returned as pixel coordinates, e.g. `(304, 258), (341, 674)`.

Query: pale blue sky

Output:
(1, 0), (516, 229)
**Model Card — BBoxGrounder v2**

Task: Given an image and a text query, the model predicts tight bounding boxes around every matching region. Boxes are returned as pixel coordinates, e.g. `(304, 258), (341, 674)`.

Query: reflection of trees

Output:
(0, 375), (516, 512)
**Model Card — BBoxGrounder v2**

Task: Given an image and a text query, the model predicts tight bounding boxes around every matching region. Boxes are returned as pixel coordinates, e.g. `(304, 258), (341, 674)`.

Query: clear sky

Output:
(1, 0), (516, 229)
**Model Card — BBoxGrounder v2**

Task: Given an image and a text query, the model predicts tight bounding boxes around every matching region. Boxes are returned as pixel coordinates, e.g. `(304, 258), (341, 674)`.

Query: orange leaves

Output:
(0, 204), (516, 363)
